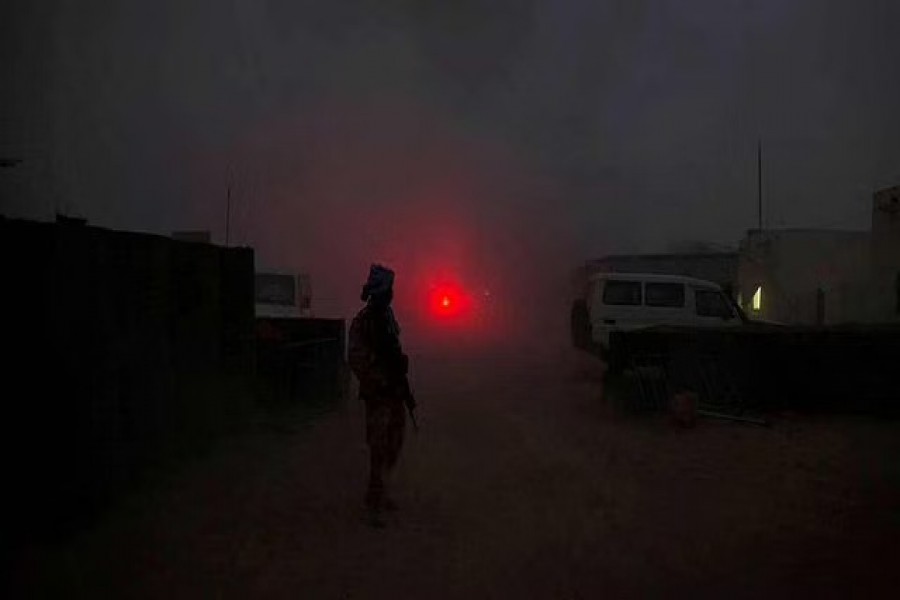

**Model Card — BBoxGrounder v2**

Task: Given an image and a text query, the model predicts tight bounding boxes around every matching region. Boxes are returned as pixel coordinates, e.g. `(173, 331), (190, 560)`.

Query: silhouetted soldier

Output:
(348, 264), (416, 526)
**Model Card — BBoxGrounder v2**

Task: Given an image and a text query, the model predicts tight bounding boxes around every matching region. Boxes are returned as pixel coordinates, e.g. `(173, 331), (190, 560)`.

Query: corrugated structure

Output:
(0, 216), (255, 543)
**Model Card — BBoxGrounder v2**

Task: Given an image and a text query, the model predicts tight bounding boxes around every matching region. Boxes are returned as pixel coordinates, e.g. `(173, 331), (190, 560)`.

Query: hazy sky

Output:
(3, 0), (899, 316)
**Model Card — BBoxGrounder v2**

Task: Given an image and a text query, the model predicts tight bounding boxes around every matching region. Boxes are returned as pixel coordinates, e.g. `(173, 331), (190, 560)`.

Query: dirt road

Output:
(11, 346), (900, 598)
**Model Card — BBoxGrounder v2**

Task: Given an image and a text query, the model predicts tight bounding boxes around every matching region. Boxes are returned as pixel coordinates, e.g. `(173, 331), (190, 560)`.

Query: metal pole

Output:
(225, 182), (232, 247)
(757, 140), (762, 231)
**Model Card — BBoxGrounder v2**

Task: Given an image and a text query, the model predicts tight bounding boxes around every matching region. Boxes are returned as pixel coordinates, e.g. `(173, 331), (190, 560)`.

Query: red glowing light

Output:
(428, 282), (469, 319)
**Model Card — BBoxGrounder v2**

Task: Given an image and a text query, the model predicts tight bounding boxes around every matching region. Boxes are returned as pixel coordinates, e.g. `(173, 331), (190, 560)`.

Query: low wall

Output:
(255, 317), (348, 410)
(610, 325), (900, 415)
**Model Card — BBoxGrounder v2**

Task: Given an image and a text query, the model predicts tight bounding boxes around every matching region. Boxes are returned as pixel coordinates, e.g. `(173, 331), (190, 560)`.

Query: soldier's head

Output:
(361, 264), (395, 308)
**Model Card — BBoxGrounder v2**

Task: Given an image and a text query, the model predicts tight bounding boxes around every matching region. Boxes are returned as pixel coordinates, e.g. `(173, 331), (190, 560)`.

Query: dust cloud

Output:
(207, 96), (578, 353)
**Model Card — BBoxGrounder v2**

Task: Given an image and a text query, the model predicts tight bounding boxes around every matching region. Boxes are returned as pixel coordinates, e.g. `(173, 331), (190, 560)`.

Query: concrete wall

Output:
(738, 186), (900, 326)
(0, 216), (255, 542)
(738, 230), (877, 325)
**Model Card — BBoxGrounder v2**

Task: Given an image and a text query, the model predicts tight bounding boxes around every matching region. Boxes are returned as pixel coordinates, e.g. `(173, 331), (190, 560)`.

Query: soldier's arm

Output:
(379, 324), (408, 380)
(380, 325), (413, 405)
(349, 316), (390, 389)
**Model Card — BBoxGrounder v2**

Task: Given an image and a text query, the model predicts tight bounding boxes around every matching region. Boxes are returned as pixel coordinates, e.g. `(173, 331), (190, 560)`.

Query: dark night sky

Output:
(3, 0), (900, 317)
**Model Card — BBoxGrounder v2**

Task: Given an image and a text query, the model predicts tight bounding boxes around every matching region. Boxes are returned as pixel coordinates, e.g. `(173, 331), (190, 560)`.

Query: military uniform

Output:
(348, 267), (414, 515)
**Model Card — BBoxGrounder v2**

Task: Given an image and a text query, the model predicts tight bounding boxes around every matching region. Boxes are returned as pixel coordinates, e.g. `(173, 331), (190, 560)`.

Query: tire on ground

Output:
(570, 300), (591, 350)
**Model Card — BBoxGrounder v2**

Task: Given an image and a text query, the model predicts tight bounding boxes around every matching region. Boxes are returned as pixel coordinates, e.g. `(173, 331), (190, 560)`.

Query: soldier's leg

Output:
(366, 450), (385, 510)
(365, 404), (390, 511)
(378, 404), (406, 511)
(385, 403), (406, 471)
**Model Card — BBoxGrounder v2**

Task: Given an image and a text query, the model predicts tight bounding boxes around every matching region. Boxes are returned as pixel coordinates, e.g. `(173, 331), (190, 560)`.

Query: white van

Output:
(255, 271), (313, 319)
(571, 272), (745, 358)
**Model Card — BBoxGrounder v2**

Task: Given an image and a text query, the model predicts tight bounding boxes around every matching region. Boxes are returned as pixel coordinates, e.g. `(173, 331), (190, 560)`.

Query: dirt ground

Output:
(10, 346), (900, 599)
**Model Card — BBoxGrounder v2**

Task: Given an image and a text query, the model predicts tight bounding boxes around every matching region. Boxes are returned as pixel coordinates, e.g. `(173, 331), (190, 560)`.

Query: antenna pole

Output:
(225, 180), (232, 247)
(757, 140), (763, 231)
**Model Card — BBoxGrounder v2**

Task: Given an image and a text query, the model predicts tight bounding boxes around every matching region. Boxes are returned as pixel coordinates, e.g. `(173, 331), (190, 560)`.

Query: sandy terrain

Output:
(10, 345), (900, 598)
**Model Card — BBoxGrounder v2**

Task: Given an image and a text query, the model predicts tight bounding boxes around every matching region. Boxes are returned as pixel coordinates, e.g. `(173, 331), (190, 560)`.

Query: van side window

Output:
(603, 280), (642, 305)
(695, 289), (734, 318)
(645, 283), (685, 307)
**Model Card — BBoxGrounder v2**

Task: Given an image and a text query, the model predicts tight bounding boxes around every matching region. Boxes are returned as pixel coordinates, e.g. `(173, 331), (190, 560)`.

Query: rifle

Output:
(407, 403), (419, 432)
(402, 377), (419, 432)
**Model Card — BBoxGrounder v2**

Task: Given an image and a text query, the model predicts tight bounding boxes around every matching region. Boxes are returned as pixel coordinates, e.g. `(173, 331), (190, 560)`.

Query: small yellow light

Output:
(752, 286), (762, 311)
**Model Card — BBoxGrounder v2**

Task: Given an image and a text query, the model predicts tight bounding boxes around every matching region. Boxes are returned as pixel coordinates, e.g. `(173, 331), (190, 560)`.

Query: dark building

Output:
(738, 185), (900, 325)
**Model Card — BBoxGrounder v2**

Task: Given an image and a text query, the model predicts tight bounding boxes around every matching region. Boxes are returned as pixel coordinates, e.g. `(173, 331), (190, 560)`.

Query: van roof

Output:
(586, 271), (723, 290)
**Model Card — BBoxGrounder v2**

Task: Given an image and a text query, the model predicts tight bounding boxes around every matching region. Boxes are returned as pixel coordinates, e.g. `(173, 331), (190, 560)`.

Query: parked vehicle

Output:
(571, 272), (745, 362)
(255, 271), (312, 318)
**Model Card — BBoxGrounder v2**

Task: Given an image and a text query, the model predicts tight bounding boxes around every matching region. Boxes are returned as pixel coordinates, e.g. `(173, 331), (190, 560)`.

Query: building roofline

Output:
(586, 271), (724, 288)
(744, 228), (868, 236)
(587, 252), (738, 263)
